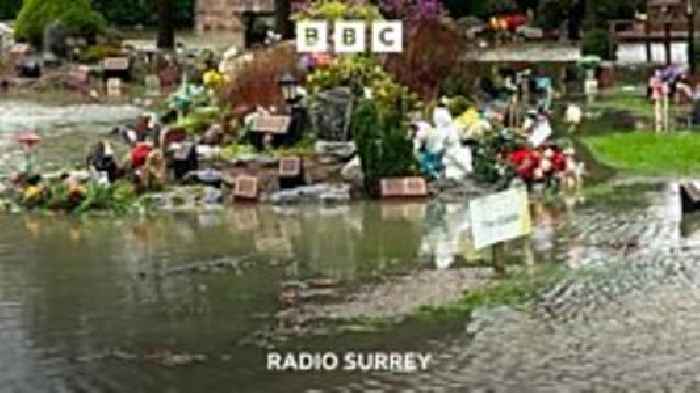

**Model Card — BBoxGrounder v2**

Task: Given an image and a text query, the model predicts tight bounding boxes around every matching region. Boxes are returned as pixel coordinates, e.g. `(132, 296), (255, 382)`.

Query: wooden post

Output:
(493, 242), (506, 276)
(690, 2), (696, 74)
(664, 83), (670, 132)
(665, 21), (672, 65)
(655, 97), (663, 133)
(646, 19), (652, 63)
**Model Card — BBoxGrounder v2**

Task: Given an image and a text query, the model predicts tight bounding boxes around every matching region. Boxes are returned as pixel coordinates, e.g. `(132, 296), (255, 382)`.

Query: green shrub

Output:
(582, 29), (614, 61)
(79, 45), (123, 63)
(0, 0), (21, 20)
(14, 0), (106, 45)
(352, 100), (418, 197)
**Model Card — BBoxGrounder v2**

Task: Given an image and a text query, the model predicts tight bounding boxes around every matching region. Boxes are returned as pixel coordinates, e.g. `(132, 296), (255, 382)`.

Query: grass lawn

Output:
(591, 91), (653, 117)
(583, 131), (700, 176)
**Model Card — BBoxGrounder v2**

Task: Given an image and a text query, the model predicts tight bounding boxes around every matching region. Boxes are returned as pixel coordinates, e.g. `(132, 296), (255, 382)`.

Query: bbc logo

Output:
(296, 20), (403, 53)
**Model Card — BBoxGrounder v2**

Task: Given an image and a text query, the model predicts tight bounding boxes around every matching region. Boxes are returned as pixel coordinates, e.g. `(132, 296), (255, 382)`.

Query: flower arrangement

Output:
(307, 56), (420, 115)
(292, 0), (382, 22)
(203, 70), (226, 91)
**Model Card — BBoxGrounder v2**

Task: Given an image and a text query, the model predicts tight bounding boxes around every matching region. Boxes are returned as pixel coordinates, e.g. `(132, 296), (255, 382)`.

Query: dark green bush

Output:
(0, 0), (21, 20)
(582, 28), (615, 61)
(352, 100), (418, 197)
(14, 0), (106, 45)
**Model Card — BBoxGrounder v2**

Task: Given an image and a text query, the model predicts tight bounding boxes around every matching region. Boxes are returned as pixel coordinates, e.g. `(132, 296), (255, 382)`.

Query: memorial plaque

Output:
(106, 78), (122, 96)
(103, 57), (129, 71)
(380, 177), (428, 198)
(380, 178), (405, 198)
(251, 115), (291, 134)
(278, 157), (301, 177)
(234, 175), (259, 199)
(9, 43), (31, 56)
(309, 87), (354, 141)
(405, 177), (428, 197)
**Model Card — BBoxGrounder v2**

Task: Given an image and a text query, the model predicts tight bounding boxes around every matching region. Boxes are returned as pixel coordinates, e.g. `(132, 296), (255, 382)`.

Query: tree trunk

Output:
(275, 0), (293, 39)
(157, 0), (175, 50)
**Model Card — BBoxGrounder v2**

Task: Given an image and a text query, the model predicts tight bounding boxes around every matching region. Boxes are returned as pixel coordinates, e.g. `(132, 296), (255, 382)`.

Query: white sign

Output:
(372, 21), (403, 53)
(107, 78), (122, 97)
(469, 188), (531, 250)
(334, 20), (366, 53)
(296, 20), (403, 53)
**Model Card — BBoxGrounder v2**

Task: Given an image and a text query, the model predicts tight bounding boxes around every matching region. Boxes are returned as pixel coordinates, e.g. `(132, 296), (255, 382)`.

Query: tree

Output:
(275, 0), (293, 39)
(157, 0), (174, 49)
(90, 0), (194, 28)
(0, 0), (21, 20)
(14, 0), (106, 45)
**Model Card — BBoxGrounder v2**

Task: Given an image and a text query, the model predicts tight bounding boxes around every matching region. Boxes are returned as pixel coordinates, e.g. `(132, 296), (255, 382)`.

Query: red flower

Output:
(131, 143), (153, 169)
(509, 149), (540, 180)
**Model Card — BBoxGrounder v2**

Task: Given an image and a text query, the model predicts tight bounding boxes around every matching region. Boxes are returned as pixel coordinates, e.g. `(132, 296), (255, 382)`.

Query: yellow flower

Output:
(23, 186), (42, 203)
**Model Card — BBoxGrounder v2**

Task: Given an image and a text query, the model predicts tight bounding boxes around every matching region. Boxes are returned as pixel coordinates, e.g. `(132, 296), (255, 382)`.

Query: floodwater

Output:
(2, 101), (700, 392)
(0, 101), (142, 177)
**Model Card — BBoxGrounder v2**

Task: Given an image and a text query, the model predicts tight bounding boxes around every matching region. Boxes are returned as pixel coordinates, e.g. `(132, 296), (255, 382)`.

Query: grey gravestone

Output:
(43, 21), (67, 59)
(309, 87), (354, 141)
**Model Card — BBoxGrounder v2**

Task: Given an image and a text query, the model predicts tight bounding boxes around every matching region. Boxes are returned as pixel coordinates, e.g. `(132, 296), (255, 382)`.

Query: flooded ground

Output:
(0, 101), (142, 177)
(3, 101), (700, 392)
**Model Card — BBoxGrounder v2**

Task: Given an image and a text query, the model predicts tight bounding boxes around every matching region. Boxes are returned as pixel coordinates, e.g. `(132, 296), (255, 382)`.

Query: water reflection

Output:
(0, 184), (641, 392)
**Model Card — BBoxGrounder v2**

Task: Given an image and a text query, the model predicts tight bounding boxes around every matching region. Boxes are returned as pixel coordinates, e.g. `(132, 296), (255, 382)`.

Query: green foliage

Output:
(174, 106), (220, 134)
(0, 0), (21, 20)
(484, 0), (518, 15)
(78, 44), (123, 63)
(536, 0), (572, 30)
(220, 143), (257, 160)
(91, 0), (194, 28)
(351, 100), (417, 196)
(14, 0), (106, 44)
(307, 56), (420, 114)
(472, 128), (521, 186)
(293, 0), (383, 21)
(446, 95), (473, 117)
(582, 28), (614, 60)
(271, 135), (317, 157)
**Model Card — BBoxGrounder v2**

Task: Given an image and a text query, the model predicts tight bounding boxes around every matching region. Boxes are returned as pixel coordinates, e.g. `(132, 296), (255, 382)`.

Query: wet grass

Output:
(590, 90), (653, 117)
(581, 182), (661, 208)
(582, 131), (700, 176)
(414, 264), (567, 321)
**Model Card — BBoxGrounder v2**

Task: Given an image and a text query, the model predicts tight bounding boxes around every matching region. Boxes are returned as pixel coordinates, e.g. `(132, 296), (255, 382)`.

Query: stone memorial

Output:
(43, 21), (67, 63)
(279, 157), (301, 177)
(107, 78), (122, 97)
(103, 57), (131, 81)
(251, 115), (291, 134)
(234, 175), (259, 200)
(309, 87), (354, 141)
(314, 141), (356, 158)
(380, 177), (428, 198)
